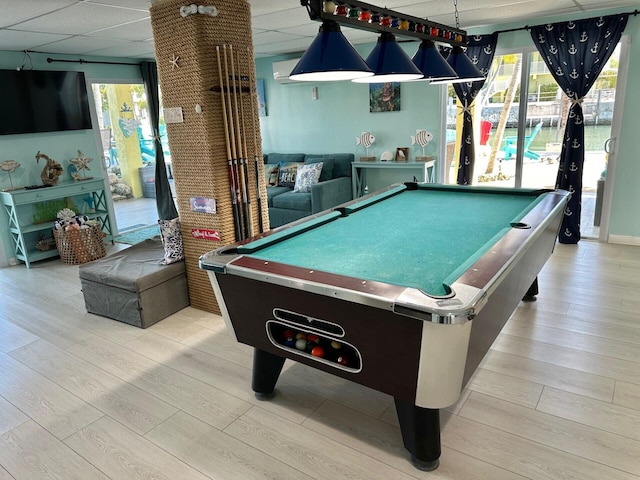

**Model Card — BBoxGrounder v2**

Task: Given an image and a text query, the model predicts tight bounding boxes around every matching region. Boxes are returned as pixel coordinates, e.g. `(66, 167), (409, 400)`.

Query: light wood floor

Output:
(0, 240), (639, 479)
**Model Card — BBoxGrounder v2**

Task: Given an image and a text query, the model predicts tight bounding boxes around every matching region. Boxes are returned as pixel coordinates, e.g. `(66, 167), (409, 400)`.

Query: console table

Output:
(351, 161), (435, 197)
(0, 179), (112, 268)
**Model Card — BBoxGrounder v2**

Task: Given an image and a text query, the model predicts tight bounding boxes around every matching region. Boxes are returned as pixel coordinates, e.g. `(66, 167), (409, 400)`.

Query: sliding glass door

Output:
(91, 82), (172, 233)
(446, 44), (624, 239)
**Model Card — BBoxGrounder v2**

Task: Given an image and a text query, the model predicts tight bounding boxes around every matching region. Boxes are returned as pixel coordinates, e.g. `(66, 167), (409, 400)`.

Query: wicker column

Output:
(149, 0), (266, 313)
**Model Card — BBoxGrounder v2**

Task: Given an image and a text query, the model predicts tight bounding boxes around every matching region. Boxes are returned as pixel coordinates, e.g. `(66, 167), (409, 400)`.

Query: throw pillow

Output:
(293, 162), (323, 193)
(158, 217), (184, 265)
(305, 157), (335, 182)
(264, 163), (280, 187)
(277, 161), (303, 188)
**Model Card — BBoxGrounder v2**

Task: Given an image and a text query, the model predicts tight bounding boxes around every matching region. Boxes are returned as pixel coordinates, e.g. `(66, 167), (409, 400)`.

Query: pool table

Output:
(200, 183), (570, 470)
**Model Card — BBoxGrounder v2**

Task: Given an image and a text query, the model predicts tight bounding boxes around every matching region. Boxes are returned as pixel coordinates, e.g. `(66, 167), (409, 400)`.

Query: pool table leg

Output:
(252, 348), (286, 400)
(522, 277), (539, 302)
(394, 398), (441, 471)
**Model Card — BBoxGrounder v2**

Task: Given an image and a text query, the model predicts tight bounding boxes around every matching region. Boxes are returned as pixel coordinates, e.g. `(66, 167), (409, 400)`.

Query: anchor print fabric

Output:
(530, 14), (627, 243)
(450, 33), (498, 185)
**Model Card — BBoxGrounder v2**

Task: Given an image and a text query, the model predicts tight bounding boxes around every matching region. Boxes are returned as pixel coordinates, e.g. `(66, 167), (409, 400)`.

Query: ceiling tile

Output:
(247, 1), (296, 17)
(251, 8), (310, 30)
(253, 30), (309, 46)
(32, 36), (130, 55)
(86, 18), (153, 41)
(0, 0), (77, 28)
(0, 29), (72, 51)
(11, 2), (150, 35)
(86, 0), (151, 10)
(87, 41), (156, 58)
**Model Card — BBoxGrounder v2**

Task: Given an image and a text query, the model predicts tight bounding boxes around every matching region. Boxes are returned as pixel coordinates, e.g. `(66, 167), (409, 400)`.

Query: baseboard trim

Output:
(608, 234), (640, 246)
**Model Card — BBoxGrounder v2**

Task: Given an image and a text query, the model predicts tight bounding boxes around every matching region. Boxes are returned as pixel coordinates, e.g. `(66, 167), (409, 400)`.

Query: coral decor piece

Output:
(0, 160), (21, 191)
(35, 151), (64, 186)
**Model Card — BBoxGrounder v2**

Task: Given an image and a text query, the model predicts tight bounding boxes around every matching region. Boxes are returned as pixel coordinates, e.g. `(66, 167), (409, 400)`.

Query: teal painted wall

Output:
(0, 51), (144, 265)
(256, 9), (640, 241)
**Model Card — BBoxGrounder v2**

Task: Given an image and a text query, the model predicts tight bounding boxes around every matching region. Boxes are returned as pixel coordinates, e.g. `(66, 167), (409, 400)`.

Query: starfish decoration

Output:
(70, 150), (92, 179)
(170, 53), (180, 70)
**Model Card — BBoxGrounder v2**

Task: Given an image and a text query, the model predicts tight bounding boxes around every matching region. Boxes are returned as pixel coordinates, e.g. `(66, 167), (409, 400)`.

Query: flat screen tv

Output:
(0, 70), (92, 135)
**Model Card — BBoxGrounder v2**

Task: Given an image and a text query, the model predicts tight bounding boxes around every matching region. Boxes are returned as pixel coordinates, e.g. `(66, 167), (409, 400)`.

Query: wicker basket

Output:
(53, 225), (106, 265)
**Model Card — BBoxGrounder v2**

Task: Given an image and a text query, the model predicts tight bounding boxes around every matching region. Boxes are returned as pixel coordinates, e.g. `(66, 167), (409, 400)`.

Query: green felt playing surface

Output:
(244, 186), (545, 296)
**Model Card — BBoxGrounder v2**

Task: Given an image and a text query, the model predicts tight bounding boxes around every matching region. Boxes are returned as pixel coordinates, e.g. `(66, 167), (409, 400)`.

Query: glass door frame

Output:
(598, 35), (630, 242)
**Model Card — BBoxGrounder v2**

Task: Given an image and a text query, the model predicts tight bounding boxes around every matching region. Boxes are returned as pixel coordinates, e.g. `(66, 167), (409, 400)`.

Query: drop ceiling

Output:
(0, 0), (637, 60)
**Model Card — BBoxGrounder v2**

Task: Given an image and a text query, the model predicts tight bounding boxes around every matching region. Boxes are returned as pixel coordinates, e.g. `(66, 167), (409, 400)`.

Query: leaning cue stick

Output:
(248, 47), (265, 233)
(223, 45), (244, 239)
(217, 45), (242, 241)
(236, 50), (254, 237)
(229, 45), (250, 239)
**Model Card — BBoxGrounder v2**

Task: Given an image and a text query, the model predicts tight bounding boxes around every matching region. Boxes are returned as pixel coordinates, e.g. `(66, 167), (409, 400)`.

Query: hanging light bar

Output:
(303, 0), (467, 46)
(295, 0), (471, 83)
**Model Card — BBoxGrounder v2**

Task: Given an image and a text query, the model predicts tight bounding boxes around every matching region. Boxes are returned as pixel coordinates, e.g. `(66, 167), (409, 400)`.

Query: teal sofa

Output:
(264, 153), (354, 228)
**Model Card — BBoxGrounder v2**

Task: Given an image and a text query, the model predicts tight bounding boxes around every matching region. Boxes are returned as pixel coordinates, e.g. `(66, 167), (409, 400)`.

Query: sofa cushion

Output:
(266, 153), (305, 165)
(271, 191), (311, 211)
(264, 163), (279, 187)
(294, 162), (323, 192)
(266, 186), (291, 207)
(278, 161), (303, 188)
(303, 153), (353, 178)
(305, 157), (334, 182)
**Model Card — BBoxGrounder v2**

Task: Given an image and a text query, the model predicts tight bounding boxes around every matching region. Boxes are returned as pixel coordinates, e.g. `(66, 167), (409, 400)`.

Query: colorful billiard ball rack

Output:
(302, 0), (467, 47)
(266, 321), (362, 373)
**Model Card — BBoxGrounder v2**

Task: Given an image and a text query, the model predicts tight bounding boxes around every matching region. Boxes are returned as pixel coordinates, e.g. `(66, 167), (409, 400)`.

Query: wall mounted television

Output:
(0, 70), (92, 135)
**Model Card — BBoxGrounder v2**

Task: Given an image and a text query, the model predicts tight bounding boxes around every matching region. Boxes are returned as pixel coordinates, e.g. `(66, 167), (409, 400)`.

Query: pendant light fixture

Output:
(289, 20), (374, 81)
(352, 31), (423, 83)
(410, 39), (458, 82)
(429, 46), (485, 84)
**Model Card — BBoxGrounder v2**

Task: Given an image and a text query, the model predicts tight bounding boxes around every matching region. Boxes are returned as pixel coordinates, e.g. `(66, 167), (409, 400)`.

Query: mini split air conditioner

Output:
(272, 59), (301, 84)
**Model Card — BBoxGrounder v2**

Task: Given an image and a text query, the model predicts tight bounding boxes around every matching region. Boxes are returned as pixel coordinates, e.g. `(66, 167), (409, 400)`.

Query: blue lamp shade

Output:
(411, 40), (458, 82)
(352, 32), (424, 83)
(289, 21), (373, 81)
(430, 46), (485, 84)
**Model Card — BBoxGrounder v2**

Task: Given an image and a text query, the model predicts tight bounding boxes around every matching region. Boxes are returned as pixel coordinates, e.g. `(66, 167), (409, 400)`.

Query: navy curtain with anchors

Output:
(530, 14), (628, 243)
(140, 61), (179, 221)
(452, 33), (498, 185)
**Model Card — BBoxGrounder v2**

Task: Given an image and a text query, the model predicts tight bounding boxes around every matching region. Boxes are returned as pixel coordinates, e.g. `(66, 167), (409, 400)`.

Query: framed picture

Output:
(369, 82), (401, 113)
(395, 147), (409, 162)
(257, 78), (267, 117)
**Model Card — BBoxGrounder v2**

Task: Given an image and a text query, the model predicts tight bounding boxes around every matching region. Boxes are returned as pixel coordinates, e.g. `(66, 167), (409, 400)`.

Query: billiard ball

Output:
(284, 336), (295, 347)
(295, 338), (307, 350)
(283, 329), (295, 339)
(330, 340), (341, 350)
(337, 356), (348, 366)
(295, 333), (307, 341)
(311, 346), (325, 358)
(307, 334), (320, 344)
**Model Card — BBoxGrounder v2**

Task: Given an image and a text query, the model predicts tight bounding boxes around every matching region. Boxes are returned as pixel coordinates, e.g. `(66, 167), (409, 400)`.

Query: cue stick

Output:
(223, 45), (245, 239)
(248, 47), (264, 233)
(217, 45), (242, 240)
(236, 50), (254, 237)
(229, 45), (251, 238)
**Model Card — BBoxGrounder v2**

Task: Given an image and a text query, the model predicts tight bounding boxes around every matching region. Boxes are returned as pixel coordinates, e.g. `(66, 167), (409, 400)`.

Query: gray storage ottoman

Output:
(78, 238), (189, 328)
